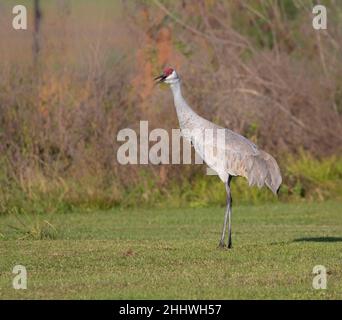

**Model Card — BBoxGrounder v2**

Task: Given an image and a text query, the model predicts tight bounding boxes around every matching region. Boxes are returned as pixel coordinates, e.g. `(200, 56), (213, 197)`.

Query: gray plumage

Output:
(156, 68), (282, 248)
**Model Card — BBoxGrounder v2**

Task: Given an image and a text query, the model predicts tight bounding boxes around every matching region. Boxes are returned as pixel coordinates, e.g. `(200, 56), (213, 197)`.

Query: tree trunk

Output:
(33, 0), (41, 66)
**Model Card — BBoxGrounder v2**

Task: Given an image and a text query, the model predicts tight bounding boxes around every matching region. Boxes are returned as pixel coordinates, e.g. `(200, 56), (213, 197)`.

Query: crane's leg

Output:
(218, 205), (228, 248)
(226, 176), (233, 248)
(219, 176), (232, 248)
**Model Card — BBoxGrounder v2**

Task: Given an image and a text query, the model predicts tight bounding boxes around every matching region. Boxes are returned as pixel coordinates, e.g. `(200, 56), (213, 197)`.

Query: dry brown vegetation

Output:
(0, 1), (341, 213)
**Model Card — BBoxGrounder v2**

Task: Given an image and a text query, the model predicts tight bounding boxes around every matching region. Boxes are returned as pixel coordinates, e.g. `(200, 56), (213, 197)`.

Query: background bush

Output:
(0, 0), (341, 214)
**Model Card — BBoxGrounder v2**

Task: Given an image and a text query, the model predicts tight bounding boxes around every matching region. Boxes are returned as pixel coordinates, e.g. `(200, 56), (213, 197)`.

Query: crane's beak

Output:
(154, 74), (167, 83)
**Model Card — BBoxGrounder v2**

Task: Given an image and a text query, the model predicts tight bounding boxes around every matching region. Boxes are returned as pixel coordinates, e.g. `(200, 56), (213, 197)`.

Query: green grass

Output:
(1, 201), (342, 299)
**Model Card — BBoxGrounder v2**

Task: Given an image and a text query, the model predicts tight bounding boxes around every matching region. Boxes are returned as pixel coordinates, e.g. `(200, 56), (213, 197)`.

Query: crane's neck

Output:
(170, 80), (199, 129)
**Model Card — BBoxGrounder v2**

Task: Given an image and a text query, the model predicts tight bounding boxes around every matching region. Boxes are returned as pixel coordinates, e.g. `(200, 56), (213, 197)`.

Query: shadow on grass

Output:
(293, 236), (342, 243)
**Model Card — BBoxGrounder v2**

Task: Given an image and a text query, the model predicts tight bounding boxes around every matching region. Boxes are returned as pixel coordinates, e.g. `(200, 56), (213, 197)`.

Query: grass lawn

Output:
(1, 201), (342, 299)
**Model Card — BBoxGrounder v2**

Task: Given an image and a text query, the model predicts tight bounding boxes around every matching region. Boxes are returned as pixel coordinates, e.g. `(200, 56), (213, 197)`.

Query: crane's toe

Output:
(218, 241), (226, 249)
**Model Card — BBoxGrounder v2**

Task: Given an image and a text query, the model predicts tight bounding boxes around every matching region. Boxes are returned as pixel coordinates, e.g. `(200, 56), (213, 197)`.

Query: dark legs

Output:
(227, 177), (232, 248)
(218, 176), (233, 249)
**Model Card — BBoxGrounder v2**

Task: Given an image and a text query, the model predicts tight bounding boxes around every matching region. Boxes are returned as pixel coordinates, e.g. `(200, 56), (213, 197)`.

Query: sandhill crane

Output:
(155, 67), (282, 249)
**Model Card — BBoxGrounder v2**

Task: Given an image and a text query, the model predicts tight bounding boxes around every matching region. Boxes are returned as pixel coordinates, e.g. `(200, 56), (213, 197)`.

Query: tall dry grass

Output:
(0, 0), (341, 214)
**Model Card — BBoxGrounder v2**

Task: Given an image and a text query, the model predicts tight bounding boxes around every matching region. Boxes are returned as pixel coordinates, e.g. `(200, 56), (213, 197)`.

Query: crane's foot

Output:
(218, 241), (226, 249)
(227, 241), (232, 249)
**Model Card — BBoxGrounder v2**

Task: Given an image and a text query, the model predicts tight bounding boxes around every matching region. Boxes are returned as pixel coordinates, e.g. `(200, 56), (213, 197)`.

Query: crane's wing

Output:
(197, 128), (282, 194)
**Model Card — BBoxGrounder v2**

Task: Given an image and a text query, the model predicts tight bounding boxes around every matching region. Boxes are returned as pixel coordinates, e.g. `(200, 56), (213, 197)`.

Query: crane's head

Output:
(154, 67), (179, 85)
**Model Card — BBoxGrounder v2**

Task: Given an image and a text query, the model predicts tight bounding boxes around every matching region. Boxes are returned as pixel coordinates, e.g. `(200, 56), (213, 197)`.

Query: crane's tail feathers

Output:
(245, 151), (282, 195)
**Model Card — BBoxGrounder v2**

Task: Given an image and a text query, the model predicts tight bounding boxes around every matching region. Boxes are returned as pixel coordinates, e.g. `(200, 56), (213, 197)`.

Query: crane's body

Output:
(155, 67), (282, 248)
